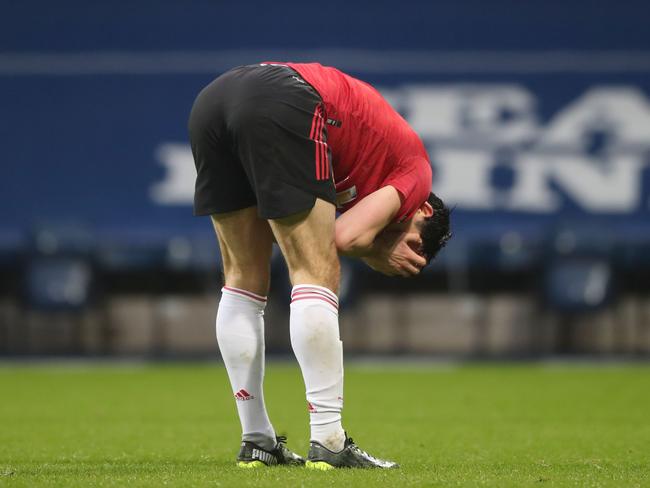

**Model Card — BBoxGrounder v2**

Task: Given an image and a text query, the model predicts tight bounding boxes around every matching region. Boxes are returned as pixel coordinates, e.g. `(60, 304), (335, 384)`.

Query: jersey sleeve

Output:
(383, 157), (432, 223)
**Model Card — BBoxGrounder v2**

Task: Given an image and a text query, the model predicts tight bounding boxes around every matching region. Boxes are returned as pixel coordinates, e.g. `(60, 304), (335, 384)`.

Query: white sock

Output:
(290, 284), (345, 452)
(216, 286), (276, 450)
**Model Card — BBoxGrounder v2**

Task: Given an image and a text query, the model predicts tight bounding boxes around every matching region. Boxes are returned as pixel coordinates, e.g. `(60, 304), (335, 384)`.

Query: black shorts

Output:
(188, 64), (335, 219)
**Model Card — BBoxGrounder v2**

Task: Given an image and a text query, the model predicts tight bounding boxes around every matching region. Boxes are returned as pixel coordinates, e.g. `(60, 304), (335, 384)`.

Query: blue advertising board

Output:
(2, 1), (650, 252)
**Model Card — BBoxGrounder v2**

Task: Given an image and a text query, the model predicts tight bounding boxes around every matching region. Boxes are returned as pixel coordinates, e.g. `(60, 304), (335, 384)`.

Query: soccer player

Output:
(188, 62), (451, 469)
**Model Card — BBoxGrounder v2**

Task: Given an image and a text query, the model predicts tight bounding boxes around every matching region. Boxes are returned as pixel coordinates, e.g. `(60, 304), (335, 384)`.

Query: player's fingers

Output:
(407, 249), (427, 267)
(401, 262), (420, 276)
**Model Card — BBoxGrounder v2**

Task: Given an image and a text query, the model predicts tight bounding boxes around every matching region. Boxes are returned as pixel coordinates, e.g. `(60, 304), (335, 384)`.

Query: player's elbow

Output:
(335, 228), (373, 256)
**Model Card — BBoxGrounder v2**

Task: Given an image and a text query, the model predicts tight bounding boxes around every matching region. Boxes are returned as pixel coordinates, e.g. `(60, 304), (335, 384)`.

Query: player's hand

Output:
(362, 231), (427, 277)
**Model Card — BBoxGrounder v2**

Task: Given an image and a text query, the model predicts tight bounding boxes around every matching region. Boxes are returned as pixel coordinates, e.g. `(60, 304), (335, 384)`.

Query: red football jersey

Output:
(285, 62), (432, 222)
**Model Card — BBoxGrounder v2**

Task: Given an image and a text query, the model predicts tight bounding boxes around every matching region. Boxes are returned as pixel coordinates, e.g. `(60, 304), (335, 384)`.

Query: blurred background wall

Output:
(1, 0), (650, 357)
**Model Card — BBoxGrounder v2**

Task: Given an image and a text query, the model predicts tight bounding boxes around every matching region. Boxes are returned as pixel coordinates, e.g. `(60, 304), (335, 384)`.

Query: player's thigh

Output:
(211, 206), (274, 296)
(268, 198), (340, 293)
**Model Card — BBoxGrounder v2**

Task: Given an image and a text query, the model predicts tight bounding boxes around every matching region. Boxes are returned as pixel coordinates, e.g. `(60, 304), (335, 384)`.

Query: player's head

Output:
(412, 192), (452, 264)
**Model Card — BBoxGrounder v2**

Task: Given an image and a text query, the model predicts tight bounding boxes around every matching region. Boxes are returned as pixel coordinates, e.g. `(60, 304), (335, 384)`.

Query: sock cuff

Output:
(221, 286), (267, 306)
(291, 284), (339, 311)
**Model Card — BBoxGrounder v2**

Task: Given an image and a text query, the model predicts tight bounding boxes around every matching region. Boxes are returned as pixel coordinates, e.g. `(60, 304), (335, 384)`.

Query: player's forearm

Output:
(336, 229), (397, 260)
(334, 186), (402, 258)
(335, 227), (376, 257)
(337, 243), (375, 258)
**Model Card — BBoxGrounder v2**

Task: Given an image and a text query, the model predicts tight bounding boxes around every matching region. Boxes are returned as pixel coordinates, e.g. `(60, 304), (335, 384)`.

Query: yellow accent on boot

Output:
(237, 460), (266, 468)
(306, 460), (335, 470)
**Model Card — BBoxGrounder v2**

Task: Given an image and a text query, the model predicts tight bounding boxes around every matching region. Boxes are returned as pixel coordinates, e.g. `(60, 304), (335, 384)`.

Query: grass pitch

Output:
(0, 362), (649, 487)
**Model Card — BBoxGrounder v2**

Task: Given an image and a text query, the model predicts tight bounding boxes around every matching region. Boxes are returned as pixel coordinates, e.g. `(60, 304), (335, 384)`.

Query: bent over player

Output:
(188, 62), (451, 469)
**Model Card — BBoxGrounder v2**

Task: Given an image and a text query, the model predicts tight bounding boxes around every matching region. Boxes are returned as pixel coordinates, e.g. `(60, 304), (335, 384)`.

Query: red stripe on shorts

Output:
(319, 130), (326, 180)
(319, 119), (328, 180)
(309, 104), (320, 140)
(316, 109), (325, 180)
(310, 105), (322, 180)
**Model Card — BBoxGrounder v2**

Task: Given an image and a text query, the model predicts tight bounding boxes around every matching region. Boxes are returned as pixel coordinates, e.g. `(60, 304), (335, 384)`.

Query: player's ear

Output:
(420, 200), (434, 218)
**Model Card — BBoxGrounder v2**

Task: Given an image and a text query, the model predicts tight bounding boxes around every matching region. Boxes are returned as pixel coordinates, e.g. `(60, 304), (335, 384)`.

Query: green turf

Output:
(0, 362), (649, 487)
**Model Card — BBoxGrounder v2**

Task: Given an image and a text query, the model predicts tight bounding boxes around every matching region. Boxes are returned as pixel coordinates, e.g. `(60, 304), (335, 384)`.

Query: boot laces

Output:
(347, 438), (381, 464)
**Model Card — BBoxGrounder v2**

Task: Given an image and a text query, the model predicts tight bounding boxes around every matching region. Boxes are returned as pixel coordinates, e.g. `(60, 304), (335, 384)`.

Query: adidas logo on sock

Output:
(235, 389), (254, 401)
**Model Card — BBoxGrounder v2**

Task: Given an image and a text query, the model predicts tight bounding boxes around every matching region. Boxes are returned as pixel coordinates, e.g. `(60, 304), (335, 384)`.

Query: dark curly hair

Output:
(418, 192), (452, 264)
